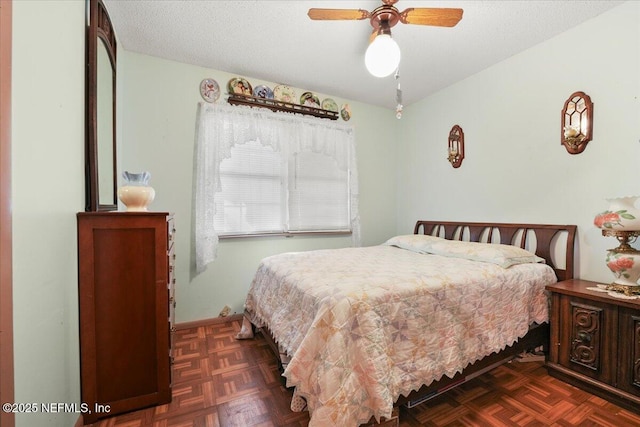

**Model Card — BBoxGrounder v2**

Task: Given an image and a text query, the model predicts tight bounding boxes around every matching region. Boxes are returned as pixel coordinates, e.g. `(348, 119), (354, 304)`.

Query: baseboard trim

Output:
(175, 313), (243, 330)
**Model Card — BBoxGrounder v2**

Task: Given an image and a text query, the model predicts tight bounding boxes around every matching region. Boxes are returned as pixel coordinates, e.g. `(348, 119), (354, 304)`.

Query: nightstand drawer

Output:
(556, 295), (617, 384)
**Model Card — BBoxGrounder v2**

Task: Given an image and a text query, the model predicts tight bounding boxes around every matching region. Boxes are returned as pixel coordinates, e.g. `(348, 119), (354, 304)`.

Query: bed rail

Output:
(414, 220), (577, 281)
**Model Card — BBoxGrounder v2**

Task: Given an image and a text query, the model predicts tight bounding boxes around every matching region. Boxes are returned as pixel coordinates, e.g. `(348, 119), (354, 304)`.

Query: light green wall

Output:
(119, 52), (399, 322)
(12, 1), (84, 426)
(396, 1), (640, 284)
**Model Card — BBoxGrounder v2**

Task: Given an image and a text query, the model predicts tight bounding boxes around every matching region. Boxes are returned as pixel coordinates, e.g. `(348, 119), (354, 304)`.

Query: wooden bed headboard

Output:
(414, 220), (577, 281)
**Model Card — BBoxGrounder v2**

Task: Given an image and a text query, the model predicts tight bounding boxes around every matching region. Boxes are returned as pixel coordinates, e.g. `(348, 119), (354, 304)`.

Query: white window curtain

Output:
(194, 102), (360, 273)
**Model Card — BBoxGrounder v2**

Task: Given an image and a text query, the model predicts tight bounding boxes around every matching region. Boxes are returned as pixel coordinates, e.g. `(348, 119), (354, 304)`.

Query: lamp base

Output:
(602, 229), (640, 251)
(606, 283), (640, 297)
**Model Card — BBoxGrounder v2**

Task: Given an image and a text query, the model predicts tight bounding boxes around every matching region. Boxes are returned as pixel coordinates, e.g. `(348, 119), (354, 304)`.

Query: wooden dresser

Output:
(546, 279), (640, 413)
(77, 212), (175, 424)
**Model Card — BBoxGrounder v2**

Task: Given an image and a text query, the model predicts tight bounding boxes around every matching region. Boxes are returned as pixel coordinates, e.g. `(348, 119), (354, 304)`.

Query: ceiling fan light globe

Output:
(365, 34), (401, 78)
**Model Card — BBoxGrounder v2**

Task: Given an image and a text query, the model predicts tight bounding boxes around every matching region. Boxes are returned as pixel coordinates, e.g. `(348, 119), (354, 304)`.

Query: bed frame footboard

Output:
(256, 320), (546, 426)
(395, 322), (549, 409)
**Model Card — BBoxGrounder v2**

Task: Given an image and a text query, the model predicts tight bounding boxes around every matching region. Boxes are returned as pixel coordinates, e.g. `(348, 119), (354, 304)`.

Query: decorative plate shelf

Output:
(227, 94), (339, 120)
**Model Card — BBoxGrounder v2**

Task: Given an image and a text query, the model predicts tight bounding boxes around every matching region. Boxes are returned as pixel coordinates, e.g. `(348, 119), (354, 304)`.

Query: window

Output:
(288, 151), (350, 232)
(214, 141), (284, 234)
(214, 142), (350, 236)
(194, 103), (360, 272)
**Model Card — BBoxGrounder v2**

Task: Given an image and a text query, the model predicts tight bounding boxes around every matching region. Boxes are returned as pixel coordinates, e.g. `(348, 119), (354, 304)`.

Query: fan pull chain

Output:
(395, 68), (403, 119)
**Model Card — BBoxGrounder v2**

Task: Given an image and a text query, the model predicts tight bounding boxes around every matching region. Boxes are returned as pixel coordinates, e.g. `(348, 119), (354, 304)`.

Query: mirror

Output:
(86, 0), (117, 211)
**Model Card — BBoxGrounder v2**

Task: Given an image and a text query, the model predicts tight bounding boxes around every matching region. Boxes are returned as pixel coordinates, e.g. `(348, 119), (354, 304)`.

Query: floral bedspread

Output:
(244, 245), (556, 426)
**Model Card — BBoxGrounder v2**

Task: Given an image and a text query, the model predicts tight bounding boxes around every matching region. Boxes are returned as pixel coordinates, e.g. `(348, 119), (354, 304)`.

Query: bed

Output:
(238, 220), (577, 426)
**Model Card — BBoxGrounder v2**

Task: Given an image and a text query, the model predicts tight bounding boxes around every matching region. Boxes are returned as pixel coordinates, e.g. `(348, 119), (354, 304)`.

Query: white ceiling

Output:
(103, 0), (623, 110)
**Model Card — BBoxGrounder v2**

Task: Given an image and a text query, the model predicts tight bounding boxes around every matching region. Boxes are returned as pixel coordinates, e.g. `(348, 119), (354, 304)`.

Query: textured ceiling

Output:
(103, 0), (623, 110)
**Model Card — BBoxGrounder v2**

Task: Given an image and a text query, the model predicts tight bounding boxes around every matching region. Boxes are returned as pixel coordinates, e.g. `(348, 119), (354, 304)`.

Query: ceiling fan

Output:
(308, 0), (463, 78)
(307, 0), (463, 31)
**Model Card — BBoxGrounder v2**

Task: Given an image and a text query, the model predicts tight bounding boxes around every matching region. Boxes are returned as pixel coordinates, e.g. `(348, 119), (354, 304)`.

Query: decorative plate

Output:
(253, 85), (274, 99)
(199, 78), (220, 103)
(227, 77), (252, 96)
(321, 98), (339, 112)
(300, 92), (321, 108)
(273, 84), (297, 104)
(340, 104), (352, 121)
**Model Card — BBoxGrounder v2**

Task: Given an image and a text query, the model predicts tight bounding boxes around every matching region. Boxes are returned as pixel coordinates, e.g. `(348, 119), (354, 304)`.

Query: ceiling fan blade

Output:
(308, 8), (370, 21)
(399, 8), (463, 27)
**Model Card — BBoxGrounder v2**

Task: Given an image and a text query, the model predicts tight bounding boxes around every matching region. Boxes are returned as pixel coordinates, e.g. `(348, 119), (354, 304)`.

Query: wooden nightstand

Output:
(546, 279), (640, 413)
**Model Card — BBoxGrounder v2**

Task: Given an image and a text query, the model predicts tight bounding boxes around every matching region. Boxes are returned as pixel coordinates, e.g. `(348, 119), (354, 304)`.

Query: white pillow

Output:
(422, 239), (544, 268)
(382, 234), (443, 253)
(384, 234), (544, 268)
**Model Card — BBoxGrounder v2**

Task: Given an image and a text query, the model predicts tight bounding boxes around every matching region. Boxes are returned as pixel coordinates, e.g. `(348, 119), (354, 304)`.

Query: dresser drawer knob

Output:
(577, 331), (591, 343)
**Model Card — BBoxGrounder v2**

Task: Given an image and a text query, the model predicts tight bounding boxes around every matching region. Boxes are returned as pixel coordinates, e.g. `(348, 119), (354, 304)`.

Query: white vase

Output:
(594, 196), (640, 230)
(118, 171), (155, 212)
(118, 185), (155, 212)
(606, 250), (640, 287)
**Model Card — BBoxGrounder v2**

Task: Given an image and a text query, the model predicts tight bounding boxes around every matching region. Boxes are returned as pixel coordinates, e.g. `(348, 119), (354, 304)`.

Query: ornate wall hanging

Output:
(561, 91), (593, 154)
(447, 125), (464, 168)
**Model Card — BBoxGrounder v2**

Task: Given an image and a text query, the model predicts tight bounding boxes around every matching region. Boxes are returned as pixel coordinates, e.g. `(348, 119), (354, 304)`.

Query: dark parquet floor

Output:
(88, 318), (640, 427)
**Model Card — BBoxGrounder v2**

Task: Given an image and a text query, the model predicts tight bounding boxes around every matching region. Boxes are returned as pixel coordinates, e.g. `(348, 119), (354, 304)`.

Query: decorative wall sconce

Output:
(561, 91), (593, 154)
(447, 125), (464, 168)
